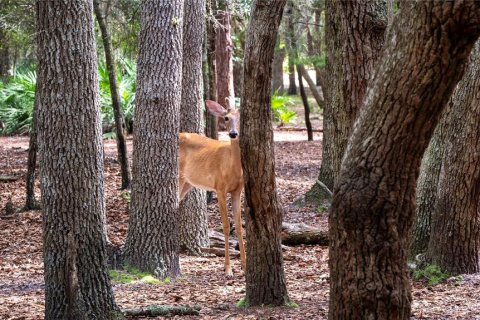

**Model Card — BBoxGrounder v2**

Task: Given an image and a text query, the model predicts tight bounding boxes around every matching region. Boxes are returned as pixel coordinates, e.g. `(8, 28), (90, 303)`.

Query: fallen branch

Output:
(0, 175), (19, 182)
(123, 305), (201, 317)
(276, 126), (323, 132)
(281, 222), (329, 246)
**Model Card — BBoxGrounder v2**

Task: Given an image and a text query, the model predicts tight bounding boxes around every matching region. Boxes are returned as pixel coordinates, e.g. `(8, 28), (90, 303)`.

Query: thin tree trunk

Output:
(297, 64), (323, 107)
(297, 65), (313, 141)
(286, 2), (296, 96)
(426, 41), (480, 275)
(328, 2), (480, 319)
(23, 91), (40, 211)
(314, 2), (322, 87)
(272, 38), (285, 95)
(36, 0), (120, 318)
(240, 0), (289, 307)
(178, 0), (209, 255)
(123, 0), (184, 280)
(93, 0), (131, 190)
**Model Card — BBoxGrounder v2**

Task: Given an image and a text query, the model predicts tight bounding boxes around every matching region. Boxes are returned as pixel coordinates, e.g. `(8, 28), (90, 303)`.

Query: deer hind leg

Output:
(179, 175), (193, 201)
(217, 192), (232, 276)
(232, 190), (246, 271)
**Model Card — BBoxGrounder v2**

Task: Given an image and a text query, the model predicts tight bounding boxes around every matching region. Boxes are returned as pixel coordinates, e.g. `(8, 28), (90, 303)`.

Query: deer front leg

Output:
(217, 192), (232, 276)
(232, 190), (246, 271)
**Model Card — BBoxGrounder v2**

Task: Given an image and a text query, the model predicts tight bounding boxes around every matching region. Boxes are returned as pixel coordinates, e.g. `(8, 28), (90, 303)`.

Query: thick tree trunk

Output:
(36, 0), (120, 318)
(286, 2), (296, 96)
(304, 0), (389, 207)
(178, 0), (209, 255)
(328, 2), (480, 319)
(240, 0), (289, 307)
(297, 65), (313, 141)
(410, 122), (446, 258)
(215, 0), (235, 119)
(93, 0), (131, 190)
(426, 41), (480, 275)
(23, 91), (40, 211)
(272, 39), (285, 95)
(123, 1), (183, 280)
(205, 0), (218, 140)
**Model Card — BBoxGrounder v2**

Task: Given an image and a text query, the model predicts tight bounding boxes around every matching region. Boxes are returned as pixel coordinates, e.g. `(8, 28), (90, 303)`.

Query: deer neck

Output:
(230, 138), (242, 170)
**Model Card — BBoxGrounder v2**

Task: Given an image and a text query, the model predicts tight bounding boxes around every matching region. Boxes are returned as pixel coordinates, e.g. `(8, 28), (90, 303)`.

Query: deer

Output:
(179, 100), (245, 276)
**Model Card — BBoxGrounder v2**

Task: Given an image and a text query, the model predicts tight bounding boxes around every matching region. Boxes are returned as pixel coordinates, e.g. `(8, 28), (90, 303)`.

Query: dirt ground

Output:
(1, 131), (480, 319)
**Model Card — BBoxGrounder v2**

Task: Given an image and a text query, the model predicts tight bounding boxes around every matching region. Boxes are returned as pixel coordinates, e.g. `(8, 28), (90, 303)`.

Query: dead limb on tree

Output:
(281, 222), (329, 246)
(123, 305), (201, 317)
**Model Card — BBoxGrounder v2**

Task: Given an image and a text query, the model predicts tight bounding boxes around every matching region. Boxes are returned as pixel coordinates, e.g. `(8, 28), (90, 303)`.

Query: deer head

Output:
(206, 100), (239, 139)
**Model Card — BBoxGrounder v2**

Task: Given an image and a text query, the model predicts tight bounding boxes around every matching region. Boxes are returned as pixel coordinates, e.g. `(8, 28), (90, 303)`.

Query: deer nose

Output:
(229, 132), (238, 139)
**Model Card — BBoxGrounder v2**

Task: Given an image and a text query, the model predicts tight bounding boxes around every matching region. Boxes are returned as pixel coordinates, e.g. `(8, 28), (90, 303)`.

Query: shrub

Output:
(271, 93), (296, 125)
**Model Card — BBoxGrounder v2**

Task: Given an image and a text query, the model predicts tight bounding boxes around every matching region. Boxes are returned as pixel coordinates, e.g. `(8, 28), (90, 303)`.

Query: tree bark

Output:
(297, 65), (313, 141)
(123, 0), (184, 280)
(313, 1), (323, 87)
(204, 0), (218, 140)
(23, 90), (40, 211)
(36, 0), (120, 318)
(240, 0), (289, 307)
(304, 0), (389, 207)
(215, 0), (235, 115)
(272, 38), (285, 95)
(286, 2), (296, 95)
(178, 0), (209, 255)
(0, 27), (10, 79)
(426, 40), (480, 275)
(328, 2), (480, 319)
(93, 0), (131, 190)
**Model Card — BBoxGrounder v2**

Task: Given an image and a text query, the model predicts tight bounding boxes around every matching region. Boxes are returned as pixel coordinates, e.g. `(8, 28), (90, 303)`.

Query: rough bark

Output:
(205, 0), (218, 140)
(305, 0), (389, 207)
(215, 0), (235, 115)
(313, 1), (323, 87)
(123, 1), (184, 280)
(93, 0), (131, 190)
(329, 2), (480, 319)
(297, 65), (313, 141)
(178, 0), (209, 255)
(426, 41), (480, 275)
(286, 2), (296, 95)
(36, 0), (120, 318)
(0, 27), (10, 79)
(240, 0), (289, 307)
(272, 39), (285, 94)
(23, 91), (40, 211)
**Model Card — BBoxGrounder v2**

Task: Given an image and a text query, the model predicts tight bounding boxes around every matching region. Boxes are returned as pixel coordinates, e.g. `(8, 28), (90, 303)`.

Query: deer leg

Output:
(217, 192), (232, 276)
(180, 182), (193, 201)
(232, 190), (246, 271)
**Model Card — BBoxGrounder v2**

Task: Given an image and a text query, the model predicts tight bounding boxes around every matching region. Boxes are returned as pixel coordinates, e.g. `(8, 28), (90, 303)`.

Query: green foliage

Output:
(413, 264), (450, 286)
(109, 265), (167, 285)
(285, 301), (299, 309)
(236, 298), (247, 308)
(271, 93), (296, 125)
(0, 71), (36, 135)
(120, 190), (131, 203)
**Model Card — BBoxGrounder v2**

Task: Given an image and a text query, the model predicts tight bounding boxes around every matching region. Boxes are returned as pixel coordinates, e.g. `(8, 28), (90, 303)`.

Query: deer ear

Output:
(206, 100), (227, 117)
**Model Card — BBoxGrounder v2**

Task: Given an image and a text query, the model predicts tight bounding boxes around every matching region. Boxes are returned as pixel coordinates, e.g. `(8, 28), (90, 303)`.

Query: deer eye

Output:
(224, 116), (229, 121)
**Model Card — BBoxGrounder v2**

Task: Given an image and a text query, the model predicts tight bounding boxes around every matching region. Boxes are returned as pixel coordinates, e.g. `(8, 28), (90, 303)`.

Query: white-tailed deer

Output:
(179, 100), (245, 276)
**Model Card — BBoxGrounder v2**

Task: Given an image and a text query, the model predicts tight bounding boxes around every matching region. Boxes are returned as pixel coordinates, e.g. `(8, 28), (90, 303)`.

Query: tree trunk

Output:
(36, 0), (120, 318)
(178, 0), (209, 255)
(205, 0), (218, 140)
(304, 0), (389, 207)
(0, 27), (10, 79)
(215, 0), (235, 118)
(328, 2), (480, 319)
(240, 0), (289, 307)
(297, 64), (323, 107)
(23, 91), (40, 211)
(410, 122), (446, 258)
(93, 0), (131, 190)
(123, 0), (183, 280)
(314, 2), (323, 87)
(297, 65), (313, 141)
(272, 39), (285, 95)
(426, 41), (480, 275)
(286, 2), (296, 95)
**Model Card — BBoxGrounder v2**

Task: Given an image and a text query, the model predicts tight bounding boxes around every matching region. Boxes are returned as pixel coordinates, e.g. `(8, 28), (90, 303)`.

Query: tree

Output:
(205, 0), (218, 140)
(23, 91), (40, 211)
(271, 38), (285, 94)
(297, 66), (313, 141)
(123, 0), (184, 280)
(36, 0), (120, 318)
(285, 1), (296, 95)
(304, 0), (389, 206)
(93, 0), (131, 190)
(425, 41), (480, 275)
(178, 0), (209, 254)
(328, 2), (480, 319)
(240, 0), (289, 306)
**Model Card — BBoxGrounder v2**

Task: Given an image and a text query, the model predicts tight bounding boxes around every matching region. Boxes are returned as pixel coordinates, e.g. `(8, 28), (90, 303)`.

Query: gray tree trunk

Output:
(36, 0), (120, 318)
(123, 0), (184, 280)
(328, 2), (480, 319)
(204, 0), (218, 140)
(426, 40), (480, 275)
(93, 0), (131, 190)
(286, 2), (296, 95)
(24, 90), (40, 211)
(272, 38), (285, 95)
(178, 0), (209, 254)
(240, 0), (289, 307)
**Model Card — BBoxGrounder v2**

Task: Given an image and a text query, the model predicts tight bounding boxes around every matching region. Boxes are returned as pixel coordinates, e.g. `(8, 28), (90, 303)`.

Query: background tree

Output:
(36, 0), (120, 318)
(328, 2), (480, 319)
(93, 0), (131, 190)
(285, 1), (296, 95)
(23, 90), (39, 211)
(240, 0), (289, 306)
(426, 40), (480, 275)
(205, 0), (218, 140)
(178, 0), (209, 254)
(123, 0), (184, 280)
(304, 0), (389, 207)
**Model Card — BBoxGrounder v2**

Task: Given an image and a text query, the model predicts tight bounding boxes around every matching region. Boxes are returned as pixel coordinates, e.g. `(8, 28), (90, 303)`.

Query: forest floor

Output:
(1, 131), (480, 319)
